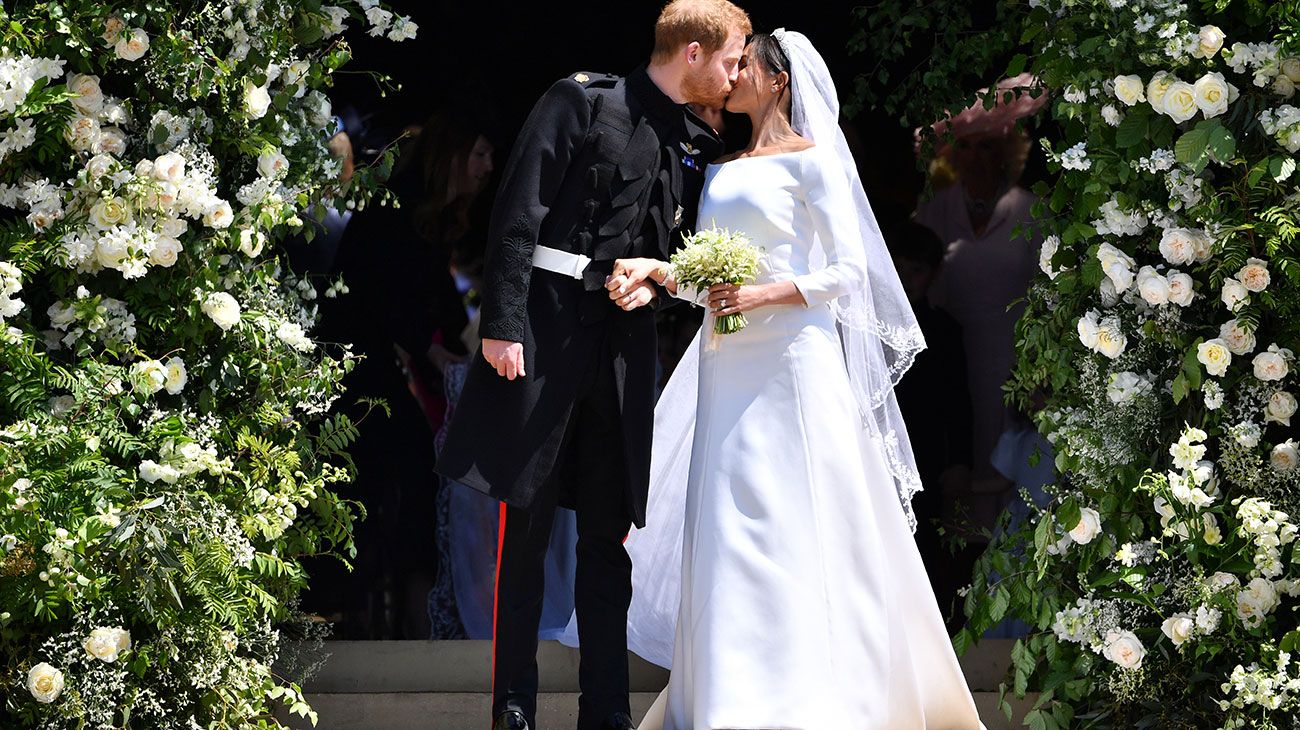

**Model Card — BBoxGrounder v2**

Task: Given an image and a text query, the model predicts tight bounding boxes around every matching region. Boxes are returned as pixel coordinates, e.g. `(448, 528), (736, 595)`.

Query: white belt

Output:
(532, 245), (591, 280)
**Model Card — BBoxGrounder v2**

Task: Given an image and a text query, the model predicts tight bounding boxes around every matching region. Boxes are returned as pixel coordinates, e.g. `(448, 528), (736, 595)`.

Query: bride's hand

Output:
(708, 283), (763, 315)
(608, 257), (669, 289)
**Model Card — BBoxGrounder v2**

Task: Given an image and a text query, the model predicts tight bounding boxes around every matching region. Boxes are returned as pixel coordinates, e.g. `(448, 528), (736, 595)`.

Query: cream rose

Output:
(1195, 25), (1226, 59)
(1197, 338), (1233, 377)
(1272, 440), (1299, 472)
(85, 153), (115, 179)
(1273, 74), (1297, 100)
(257, 149), (290, 179)
(66, 73), (104, 115)
(1159, 228), (1198, 266)
(1167, 272), (1194, 306)
(202, 291), (242, 331)
(153, 152), (186, 183)
(114, 28), (150, 61)
(238, 228), (265, 258)
(1221, 278), (1250, 311)
(96, 125), (127, 156)
(65, 114), (101, 152)
(1161, 614), (1195, 646)
(1283, 58), (1300, 84)
(84, 626), (131, 662)
(89, 196), (130, 230)
(149, 236), (182, 268)
(1113, 74), (1146, 106)
(1253, 347), (1291, 382)
(1136, 266), (1170, 306)
(1147, 72), (1177, 114)
(1194, 72), (1234, 118)
(1237, 257), (1271, 292)
(1219, 319), (1257, 355)
(27, 663), (64, 703)
(1265, 391), (1297, 427)
(1068, 507), (1102, 544)
(1095, 317), (1127, 359)
(203, 201), (234, 229)
(131, 359), (166, 394)
(1163, 81), (1200, 123)
(244, 81), (272, 119)
(1102, 629), (1146, 669)
(102, 15), (126, 44)
(163, 356), (187, 395)
(1077, 311), (1100, 350)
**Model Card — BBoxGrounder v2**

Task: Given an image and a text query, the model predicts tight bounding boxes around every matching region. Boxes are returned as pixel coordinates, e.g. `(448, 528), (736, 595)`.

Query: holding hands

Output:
(606, 257), (672, 311)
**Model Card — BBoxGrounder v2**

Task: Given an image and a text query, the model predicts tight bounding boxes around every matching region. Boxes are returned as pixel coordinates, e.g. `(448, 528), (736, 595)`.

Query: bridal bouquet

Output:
(670, 226), (762, 335)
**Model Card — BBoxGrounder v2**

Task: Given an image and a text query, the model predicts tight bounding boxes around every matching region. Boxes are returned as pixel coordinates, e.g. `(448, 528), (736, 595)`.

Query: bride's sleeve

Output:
(791, 149), (869, 307)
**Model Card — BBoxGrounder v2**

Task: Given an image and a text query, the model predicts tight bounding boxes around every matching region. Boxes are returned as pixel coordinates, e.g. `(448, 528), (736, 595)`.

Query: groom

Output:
(434, 2), (751, 729)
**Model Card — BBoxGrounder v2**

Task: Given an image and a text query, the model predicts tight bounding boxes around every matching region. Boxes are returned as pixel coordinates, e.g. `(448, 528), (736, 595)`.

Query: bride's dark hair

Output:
(747, 33), (793, 114)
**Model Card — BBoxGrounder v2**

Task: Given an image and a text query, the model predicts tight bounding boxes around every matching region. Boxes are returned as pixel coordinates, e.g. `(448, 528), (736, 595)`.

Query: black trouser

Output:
(493, 340), (633, 730)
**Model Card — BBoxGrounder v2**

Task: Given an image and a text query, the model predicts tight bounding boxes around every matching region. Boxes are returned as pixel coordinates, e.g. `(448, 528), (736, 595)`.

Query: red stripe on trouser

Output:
(490, 501), (507, 727)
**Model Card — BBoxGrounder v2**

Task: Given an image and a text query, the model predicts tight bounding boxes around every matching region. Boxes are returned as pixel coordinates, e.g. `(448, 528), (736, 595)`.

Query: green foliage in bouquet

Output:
(671, 226), (763, 335)
(0, 1), (415, 727)
(858, 0), (1300, 727)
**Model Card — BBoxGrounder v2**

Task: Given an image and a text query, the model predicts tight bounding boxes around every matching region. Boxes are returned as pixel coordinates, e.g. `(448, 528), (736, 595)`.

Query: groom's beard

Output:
(682, 68), (730, 109)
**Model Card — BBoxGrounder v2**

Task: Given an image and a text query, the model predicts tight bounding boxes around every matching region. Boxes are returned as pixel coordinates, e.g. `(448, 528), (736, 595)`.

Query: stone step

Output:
(280, 691), (1036, 729)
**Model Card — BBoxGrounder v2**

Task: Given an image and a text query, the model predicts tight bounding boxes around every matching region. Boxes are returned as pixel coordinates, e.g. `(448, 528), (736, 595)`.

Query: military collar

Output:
(628, 66), (689, 127)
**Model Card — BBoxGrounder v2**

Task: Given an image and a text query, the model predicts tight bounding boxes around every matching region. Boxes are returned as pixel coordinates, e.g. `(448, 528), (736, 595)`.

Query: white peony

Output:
(1167, 272), (1194, 306)
(1161, 613), (1195, 646)
(1068, 507), (1102, 544)
(1253, 346), (1291, 381)
(1162, 81), (1199, 123)
(244, 81), (272, 119)
(1219, 319), (1257, 355)
(1220, 278), (1250, 311)
(202, 291), (241, 331)
(1102, 629), (1146, 669)
(1271, 440), (1299, 473)
(1197, 339), (1232, 377)
(27, 663), (64, 703)
(114, 28), (150, 61)
(163, 356), (187, 395)
(1193, 72), (1236, 118)
(1113, 74), (1146, 106)
(1265, 391), (1297, 427)
(1237, 257), (1271, 292)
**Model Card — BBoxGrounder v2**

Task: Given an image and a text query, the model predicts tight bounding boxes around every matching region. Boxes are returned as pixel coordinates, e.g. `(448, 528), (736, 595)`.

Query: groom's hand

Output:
(606, 276), (658, 311)
(482, 338), (525, 380)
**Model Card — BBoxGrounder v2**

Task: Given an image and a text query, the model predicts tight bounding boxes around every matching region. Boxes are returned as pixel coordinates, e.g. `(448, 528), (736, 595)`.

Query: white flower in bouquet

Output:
(1231, 421), (1262, 448)
(1265, 391), (1296, 426)
(276, 321), (315, 353)
(1221, 278), (1250, 311)
(204, 200), (234, 229)
(83, 626), (132, 662)
(1135, 266), (1170, 306)
(1163, 80), (1200, 123)
(244, 81), (272, 119)
(257, 148), (290, 179)
(66, 72), (104, 115)
(1170, 428), (1209, 470)
(387, 15), (419, 42)
(89, 196), (131, 230)
(306, 90), (333, 130)
(1147, 71), (1177, 113)
(131, 359), (167, 394)
(1077, 311), (1101, 349)
(1194, 72), (1237, 118)
(1107, 371), (1150, 404)
(1097, 243), (1135, 292)
(27, 662), (64, 703)
(1219, 319), (1257, 355)
(163, 356), (187, 394)
(1236, 258), (1271, 292)
(1203, 380), (1225, 410)
(365, 7), (393, 36)
(1069, 507), (1102, 544)
(1271, 440), (1299, 473)
(1102, 629), (1146, 669)
(202, 291), (242, 331)
(1208, 571), (1241, 592)
(1253, 344), (1292, 381)
(1197, 338), (1232, 377)
(1113, 74), (1146, 106)
(1193, 25), (1226, 58)
(1166, 272), (1194, 306)
(1059, 142), (1091, 171)
(101, 15), (126, 45)
(1161, 613), (1195, 646)
(1038, 235), (1067, 279)
(1236, 577), (1280, 627)
(95, 125), (126, 157)
(670, 226), (763, 335)
(114, 28), (150, 61)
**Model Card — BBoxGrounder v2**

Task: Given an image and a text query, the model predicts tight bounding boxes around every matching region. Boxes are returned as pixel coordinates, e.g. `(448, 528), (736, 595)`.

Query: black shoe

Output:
(599, 712), (635, 730)
(493, 710), (530, 730)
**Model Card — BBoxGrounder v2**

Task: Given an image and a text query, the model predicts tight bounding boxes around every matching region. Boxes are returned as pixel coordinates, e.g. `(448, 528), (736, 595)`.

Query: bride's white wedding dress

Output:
(633, 145), (984, 730)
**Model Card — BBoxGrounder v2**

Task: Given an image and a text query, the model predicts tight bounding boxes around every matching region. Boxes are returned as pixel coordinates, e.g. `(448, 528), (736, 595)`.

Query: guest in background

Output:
(886, 221), (975, 631)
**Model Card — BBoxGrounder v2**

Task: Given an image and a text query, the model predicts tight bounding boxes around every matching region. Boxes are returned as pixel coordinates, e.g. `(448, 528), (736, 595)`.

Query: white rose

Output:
(85, 153), (115, 179)
(1271, 440), (1299, 473)
(1103, 261), (1134, 292)
(161, 217), (188, 238)
(114, 28), (150, 61)
(1163, 81), (1200, 123)
(238, 228), (265, 258)
(1136, 266), (1170, 306)
(66, 73), (104, 115)
(1158, 228), (1198, 265)
(1077, 311), (1100, 350)
(257, 149), (290, 179)
(1265, 391), (1297, 427)
(1114, 74), (1146, 106)
(203, 201), (234, 229)
(1167, 272), (1194, 306)
(1236, 577), (1280, 625)
(1095, 317), (1127, 359)
(1102, 629), (1146, 669)
(153, 152), (186, 183)
(1194, 25), (1226, 58)
(202, 291), (241, 331)
(1273, 75), (1297, 99)
(1161, 614), (1195, 646)
(1189, 229), (1214, 261)
(163, 356), (187, 395)
(307, 91), (333, 129)
(149, 236), (182, 268)
(1237, 257), (1271, 292)
(96, 125), (127, 156)
(1068, 507), (1102, 544)
(88, 196), (130, 230)
(1197, 338), (1232, 377)
(27, 663), (64, 703)
(102, 15), (126, 44)
(1253, 349), (1290, 382)
(130, 359), (166, 394)
(65, 114), (101, 152)
(1147, 72), (1177, 114)
(84, 626), (130, 662)
(1283, 58), (1300, 84)
(1219, 319), (1256, 355)
(1221, 278), (1250, 311)
(244, 81), (272, 119)
(1193, 73), (1233, 118)
(1208, 571), (1241, 592)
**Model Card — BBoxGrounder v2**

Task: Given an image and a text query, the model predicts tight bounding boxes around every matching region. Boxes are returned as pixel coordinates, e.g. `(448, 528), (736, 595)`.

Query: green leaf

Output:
(1005, 53), (1028, 78)
(1174, 120), (1218, 172)
(1172, 373), (1189, 404)
(1207, 123), (1237, 163)
(1114, 112), (1148, 148)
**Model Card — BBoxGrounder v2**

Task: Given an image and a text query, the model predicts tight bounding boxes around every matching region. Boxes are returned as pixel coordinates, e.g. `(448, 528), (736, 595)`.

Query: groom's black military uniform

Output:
(436, 67), (721, 729)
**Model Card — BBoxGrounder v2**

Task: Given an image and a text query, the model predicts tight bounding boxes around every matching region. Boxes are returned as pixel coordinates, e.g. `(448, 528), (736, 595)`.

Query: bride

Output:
(593, 29), (984, 730)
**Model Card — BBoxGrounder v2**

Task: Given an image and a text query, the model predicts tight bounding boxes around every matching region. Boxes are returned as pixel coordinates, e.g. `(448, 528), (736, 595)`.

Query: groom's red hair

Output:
(652, 0), (752, 63)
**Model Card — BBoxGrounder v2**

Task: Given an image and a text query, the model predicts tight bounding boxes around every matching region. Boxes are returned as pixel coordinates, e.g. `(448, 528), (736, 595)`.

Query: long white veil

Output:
(560, 30), (927, 669)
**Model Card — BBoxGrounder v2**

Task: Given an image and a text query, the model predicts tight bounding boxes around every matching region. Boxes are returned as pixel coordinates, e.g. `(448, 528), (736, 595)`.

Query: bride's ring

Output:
(720, 298), (727, 308)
